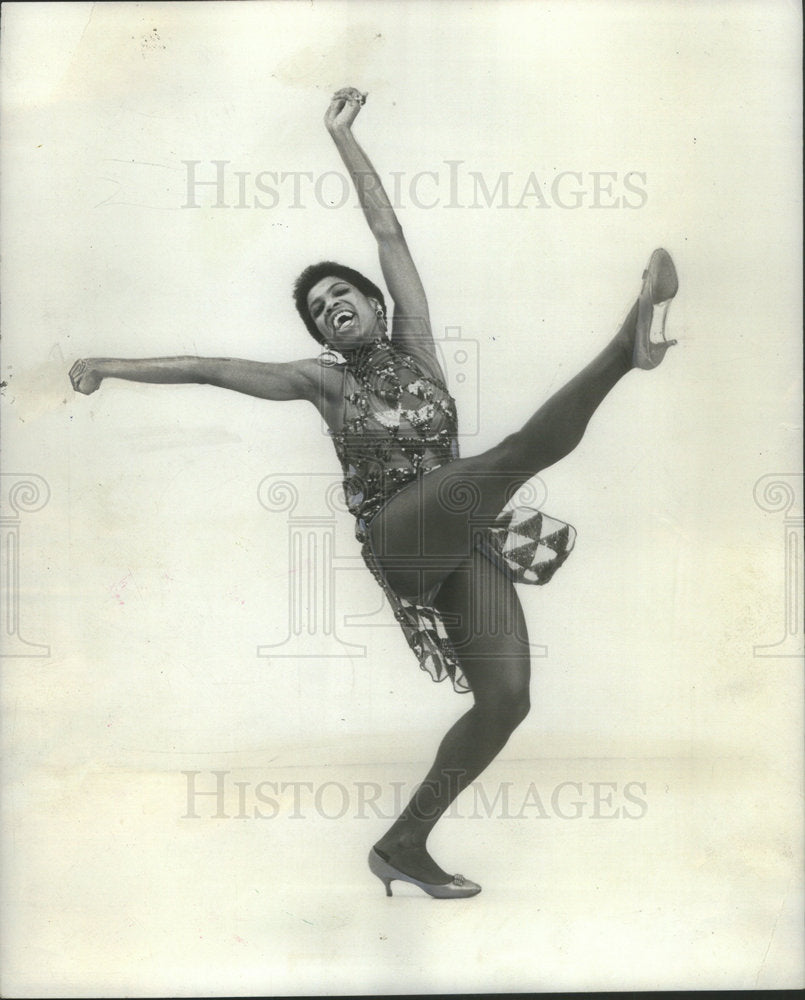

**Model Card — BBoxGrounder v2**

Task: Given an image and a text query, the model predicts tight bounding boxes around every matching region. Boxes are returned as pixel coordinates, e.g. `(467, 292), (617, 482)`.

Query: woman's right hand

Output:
(69, 358), (103, 395)
(325, 87), (367, 132)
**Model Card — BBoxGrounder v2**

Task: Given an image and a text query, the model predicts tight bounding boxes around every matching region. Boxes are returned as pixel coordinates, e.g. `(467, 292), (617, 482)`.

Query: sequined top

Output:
(330, 339), (459, 536)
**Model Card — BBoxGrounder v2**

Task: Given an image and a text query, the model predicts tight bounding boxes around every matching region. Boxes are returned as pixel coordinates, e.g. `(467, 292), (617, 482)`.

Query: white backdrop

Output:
(1, 1), (802, 994)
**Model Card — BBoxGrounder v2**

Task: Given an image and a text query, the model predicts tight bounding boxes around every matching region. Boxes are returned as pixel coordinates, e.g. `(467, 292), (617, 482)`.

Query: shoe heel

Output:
(369, 867), (393, 896)
(652, 297), (674, 344)
(368, 848), (395, 897)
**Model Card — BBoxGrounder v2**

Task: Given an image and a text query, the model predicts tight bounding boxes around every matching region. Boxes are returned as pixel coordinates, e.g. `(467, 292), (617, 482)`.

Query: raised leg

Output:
(369, 300), (638, 600)
(373, 546), (531, 884)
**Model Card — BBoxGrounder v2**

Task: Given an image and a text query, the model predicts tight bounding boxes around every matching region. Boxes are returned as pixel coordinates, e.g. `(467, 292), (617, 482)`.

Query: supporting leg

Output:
(373, 548), (531, 884)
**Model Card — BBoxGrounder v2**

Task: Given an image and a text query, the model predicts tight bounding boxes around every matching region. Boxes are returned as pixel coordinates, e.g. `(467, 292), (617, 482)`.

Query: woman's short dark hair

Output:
(293, 261), (387, 344)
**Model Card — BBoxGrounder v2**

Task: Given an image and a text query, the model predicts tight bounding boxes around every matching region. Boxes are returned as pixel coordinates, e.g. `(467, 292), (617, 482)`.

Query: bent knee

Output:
(478, 688), (531, 736)
(507, 692), (531, 728)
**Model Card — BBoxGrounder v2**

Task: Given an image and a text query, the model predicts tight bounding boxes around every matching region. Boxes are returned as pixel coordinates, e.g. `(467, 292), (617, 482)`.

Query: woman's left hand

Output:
(325, 87), (367, 131)
(69, 358), (103, 395)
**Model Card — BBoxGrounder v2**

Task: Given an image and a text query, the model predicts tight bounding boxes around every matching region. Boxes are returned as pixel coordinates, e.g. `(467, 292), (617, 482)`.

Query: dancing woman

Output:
(70, 87), (678, 899)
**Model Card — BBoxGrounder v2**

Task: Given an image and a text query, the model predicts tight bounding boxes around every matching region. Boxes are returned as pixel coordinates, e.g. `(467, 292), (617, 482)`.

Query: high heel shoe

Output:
(368, 848), (481, 899)
(633, 247), (679, 370)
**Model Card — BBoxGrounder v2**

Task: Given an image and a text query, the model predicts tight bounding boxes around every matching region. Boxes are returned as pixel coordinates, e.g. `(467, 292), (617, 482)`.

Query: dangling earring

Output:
(318, 346), (340, 367)
(376, 308), (387, 333)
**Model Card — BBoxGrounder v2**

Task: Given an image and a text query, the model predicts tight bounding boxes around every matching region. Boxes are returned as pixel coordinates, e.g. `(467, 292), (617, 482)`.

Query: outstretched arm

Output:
(69, 355), (330, 403)
(325, 88), (443, 379)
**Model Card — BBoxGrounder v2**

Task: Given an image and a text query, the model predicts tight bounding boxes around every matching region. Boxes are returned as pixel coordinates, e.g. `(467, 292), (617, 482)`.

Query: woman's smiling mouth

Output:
(330, 309), (356, 333)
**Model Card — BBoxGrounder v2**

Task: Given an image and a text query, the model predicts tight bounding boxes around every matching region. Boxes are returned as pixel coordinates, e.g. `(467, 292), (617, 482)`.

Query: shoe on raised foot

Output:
(368, 847), (481, 899)
(633, 248), (679, 370)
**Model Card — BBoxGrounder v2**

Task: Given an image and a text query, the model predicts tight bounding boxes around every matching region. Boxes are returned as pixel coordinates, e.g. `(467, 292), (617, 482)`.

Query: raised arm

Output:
(69, 355), (332, 404)
(325, 88), (443, 379)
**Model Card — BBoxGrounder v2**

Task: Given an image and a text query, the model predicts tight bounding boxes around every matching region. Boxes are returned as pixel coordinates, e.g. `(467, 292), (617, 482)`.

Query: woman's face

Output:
(306, 277), (382, 350)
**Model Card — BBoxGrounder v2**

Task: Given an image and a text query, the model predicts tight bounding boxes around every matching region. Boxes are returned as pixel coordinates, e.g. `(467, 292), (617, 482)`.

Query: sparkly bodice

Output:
(330, 339), (459, 533)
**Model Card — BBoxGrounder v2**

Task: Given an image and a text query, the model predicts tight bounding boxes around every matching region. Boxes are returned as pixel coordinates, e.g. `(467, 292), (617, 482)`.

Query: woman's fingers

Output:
(324, 88), (366, 130)
(69, 359), (98, 393)
(331, 86), (367, 105)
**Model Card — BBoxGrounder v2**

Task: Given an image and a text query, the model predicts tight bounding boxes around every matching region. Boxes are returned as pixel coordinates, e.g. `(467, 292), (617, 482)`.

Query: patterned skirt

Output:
(358, 503), (576, 693)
